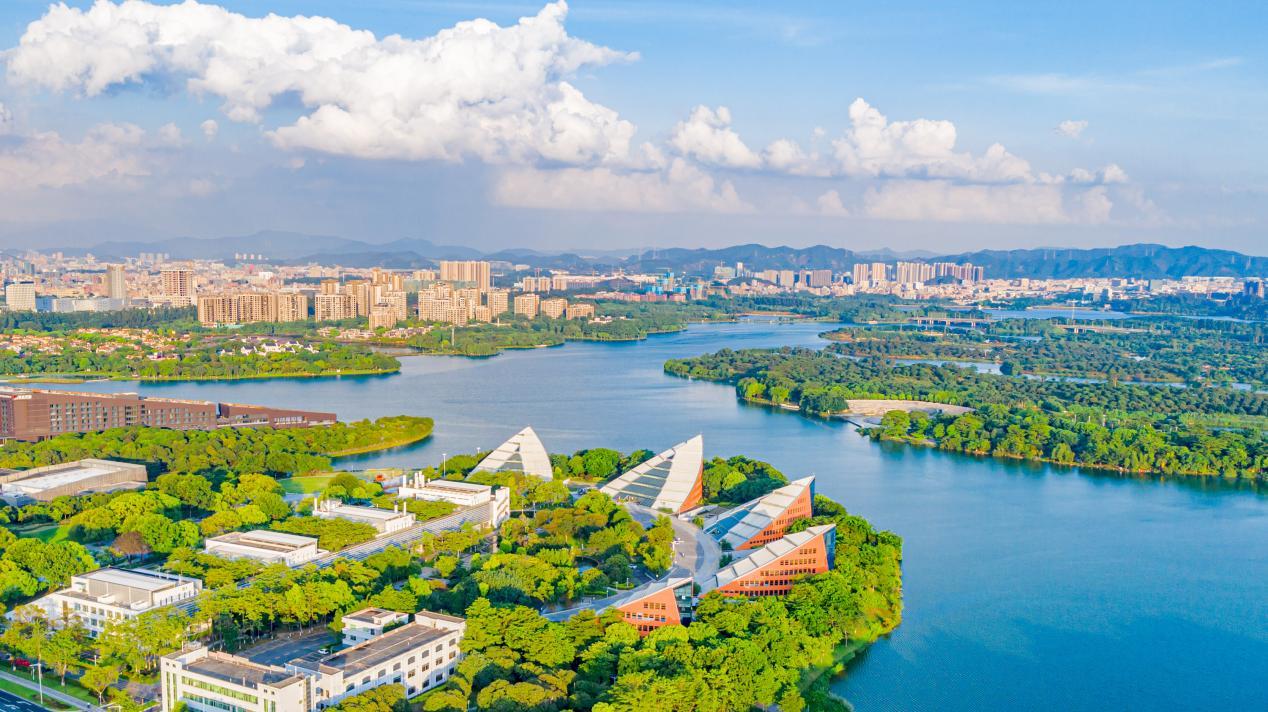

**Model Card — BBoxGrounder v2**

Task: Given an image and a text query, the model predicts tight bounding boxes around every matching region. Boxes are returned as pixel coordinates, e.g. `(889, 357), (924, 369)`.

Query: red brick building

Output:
(0, 387), (335, 441)
(703, 476), (815, 550)
(610, 577), (694, 634)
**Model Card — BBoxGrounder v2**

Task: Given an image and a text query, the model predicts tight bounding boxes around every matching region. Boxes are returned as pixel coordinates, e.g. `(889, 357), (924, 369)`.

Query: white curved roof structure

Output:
(703, 476), (815, 550)
(473, 426), (553, 480)
(599, 435), (704, 513)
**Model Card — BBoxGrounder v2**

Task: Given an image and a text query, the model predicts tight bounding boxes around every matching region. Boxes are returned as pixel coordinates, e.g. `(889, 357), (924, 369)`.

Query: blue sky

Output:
(0, 0), (1264, 254)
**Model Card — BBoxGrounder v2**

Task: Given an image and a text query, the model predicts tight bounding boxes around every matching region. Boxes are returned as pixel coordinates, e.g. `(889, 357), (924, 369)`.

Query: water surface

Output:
(47, 321), (1268, 711)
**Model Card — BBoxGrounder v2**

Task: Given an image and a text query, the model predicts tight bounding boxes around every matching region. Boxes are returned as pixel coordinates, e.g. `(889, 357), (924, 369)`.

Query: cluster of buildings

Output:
(0, 386), (335, 442)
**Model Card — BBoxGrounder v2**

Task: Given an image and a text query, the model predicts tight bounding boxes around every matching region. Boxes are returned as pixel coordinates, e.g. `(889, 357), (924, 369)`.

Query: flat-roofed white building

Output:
(599, 435), (705, 513)
(163, 610), (465, 711)
(0, 458), (147, 505)
(161, 646), (309, 712)
(29, 567), (202, 635)
(204, 530), (327, 566)
(341, 607), (410, 646)
(472, 426), (553, 480)
(397, 474), (511, 527)
(312, 498), (415, 535)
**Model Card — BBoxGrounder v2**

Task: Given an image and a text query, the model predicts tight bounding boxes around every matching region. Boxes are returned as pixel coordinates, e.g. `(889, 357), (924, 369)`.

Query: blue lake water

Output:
(44, 320), (1268, 711)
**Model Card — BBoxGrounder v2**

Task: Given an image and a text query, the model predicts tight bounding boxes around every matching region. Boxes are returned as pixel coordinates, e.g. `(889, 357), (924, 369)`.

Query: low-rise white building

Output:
(204, 530), (327, 566)
(397, 473), (511, 527)
(0, 458), (147, 505)
(160, 609), (465, 711)
(340, 607), (410, 646)
(312, 498), (415, 535)
(28, 568), (202, 636)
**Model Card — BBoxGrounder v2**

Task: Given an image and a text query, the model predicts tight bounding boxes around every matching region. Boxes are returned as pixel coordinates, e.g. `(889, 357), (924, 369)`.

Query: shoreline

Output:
(1, 367), (401, 384)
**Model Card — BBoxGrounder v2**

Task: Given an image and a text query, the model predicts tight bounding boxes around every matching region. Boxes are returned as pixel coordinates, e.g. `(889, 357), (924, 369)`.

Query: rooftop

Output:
(185, 652), (304, 690)
(703, 476), (814, 548)
(599, 435), (703, 511)
(472, 426), (553, 480)
(77, 567), (189, 592)
(293, 621), (452, 676)
(705, 524), (836, 591)
(207, 530), (319, 553)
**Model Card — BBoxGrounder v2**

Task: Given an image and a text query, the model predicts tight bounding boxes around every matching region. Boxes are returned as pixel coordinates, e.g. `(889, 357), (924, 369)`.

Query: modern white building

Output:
(397, 474), (511, 528)
(312, 498), (415, 535)
(28, 568), (202, 636)
(0, 458), (147, 505)
(161, 609), (466, 711)
(340, 607), (410, 646)
(472, 426), (553, 480)
(204, 530), (327, 566)
(599, 435), (705, 513)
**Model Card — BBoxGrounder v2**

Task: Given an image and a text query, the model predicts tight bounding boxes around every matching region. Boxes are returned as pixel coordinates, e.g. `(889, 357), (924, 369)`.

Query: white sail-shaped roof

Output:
(599, 435), (704, 513)
(702, 476), (815, 549)
(701, 524), (836, 592)
(473, 426), (553, 480)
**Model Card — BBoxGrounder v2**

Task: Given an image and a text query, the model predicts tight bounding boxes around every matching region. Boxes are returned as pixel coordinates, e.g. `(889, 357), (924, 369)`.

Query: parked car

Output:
(12, 658), (30, 669)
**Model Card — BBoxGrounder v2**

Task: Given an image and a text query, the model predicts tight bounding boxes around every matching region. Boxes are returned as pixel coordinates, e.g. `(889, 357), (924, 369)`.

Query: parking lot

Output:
(240, 627), (335, 667)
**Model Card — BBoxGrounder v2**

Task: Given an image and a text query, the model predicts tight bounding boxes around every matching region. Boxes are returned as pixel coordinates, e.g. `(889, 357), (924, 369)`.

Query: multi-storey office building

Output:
(0, 458), (147, 505)
(703, 476), (815, 550)
(204, 530), (326, 566)
(160, 610), (466, 711)
(0, 386), (335, 441)
(702, 524), (837, 598)
(28, 568), (202, 635)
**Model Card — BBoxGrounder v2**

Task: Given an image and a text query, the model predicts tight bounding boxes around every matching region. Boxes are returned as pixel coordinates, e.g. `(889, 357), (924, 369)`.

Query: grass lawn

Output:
(278, 475), (337, 494)
(0, 671), (98, 707)
(6, 522), (72, 543)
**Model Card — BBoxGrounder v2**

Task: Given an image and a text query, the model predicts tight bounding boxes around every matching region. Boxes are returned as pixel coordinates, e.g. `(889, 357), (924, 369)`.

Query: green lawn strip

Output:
(278, 475), (337, 494)
(0, 671), (98, 707)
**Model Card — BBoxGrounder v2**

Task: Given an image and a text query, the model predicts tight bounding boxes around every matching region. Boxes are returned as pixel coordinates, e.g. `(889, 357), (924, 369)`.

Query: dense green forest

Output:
(822, 315), (1268, 387)
(404, 302), (730, 356)
(0, 416), (432, 477)
(666, 348), (1268, 479)
(0, 306), (197, 331)
(0, 333), (398, 380)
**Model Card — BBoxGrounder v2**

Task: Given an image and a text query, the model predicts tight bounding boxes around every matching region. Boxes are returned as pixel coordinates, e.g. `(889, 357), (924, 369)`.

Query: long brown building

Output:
(0, 387), (336, 442)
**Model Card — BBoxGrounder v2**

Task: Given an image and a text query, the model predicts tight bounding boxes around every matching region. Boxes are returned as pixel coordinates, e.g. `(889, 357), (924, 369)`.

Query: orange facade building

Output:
(703, 476), (815, 550)
(705, 524), (836, 598)
(610, 577), (693, 634)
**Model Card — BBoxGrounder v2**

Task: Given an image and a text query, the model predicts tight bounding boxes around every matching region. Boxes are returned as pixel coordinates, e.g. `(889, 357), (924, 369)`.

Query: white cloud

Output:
(829, 99), (1032, 182)
(157, 122), (184, 146)
(200, 119), (219, 140)
(815, 190), (849, 216)
(0, 123), (149, 190)
(762, 138), (828, 177)
(1055, 119), (1088, 139)
(669, 105), (761, 168)
(493, 159), (752, 214)
(862, 180), (1113, 225)
(0, 103), (12, 135)
(8, 0), (638, 166)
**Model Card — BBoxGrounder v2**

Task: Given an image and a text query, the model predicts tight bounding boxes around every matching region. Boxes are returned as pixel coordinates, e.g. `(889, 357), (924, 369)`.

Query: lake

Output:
(46, 320), (1268, 711)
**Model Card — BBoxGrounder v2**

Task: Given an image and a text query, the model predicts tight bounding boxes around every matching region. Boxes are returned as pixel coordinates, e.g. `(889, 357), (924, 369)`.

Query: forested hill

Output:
(618, 242), (1267, 279)
(935, 243), (1268, 279)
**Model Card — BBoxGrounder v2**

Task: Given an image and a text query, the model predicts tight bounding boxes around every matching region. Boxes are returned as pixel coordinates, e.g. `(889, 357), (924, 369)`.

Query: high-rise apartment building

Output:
(197, 292), (309, 325)
(105, 264), (128, 300)
(566, 302), (595, 319)
(439, 261), (491, 292)
(486, 289), (509, 316)
(540, 297), (567, 319)
(513, 293), (540, 318)
(315, 293), (355, 322)
(4, 282), (36, 312)
(160, 268), (194, 305)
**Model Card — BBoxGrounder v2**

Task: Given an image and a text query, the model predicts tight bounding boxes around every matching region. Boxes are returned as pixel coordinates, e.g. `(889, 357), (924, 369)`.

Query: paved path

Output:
(0, 668), (92, 711)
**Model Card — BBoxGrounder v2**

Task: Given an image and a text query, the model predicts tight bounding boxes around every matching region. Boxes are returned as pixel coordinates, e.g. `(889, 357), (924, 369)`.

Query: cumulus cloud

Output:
(157, 122), (184, 146)
(669, 106), (761, 168)
(815, 190), (849, 216)
(0, 123), (149, 190)
(8, 0), (638, 165)
(200, 119), (219, 140)
(862, 180), (1113, 225)
(1056, 119), (1088, 139)
(493, 159), (752, 214)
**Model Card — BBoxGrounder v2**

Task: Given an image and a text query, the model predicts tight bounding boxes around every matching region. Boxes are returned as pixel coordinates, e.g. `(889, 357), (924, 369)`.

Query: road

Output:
(0, 668), (92, 711)
(544, 504), (720, 622)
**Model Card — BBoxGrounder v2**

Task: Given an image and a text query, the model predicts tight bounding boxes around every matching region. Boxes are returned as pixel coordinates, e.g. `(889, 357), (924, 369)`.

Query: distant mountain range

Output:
(55, 233), (1267, 279)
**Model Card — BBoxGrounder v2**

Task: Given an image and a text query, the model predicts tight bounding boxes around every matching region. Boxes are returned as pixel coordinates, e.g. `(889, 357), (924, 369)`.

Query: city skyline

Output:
(0, 1), (1264, 253)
